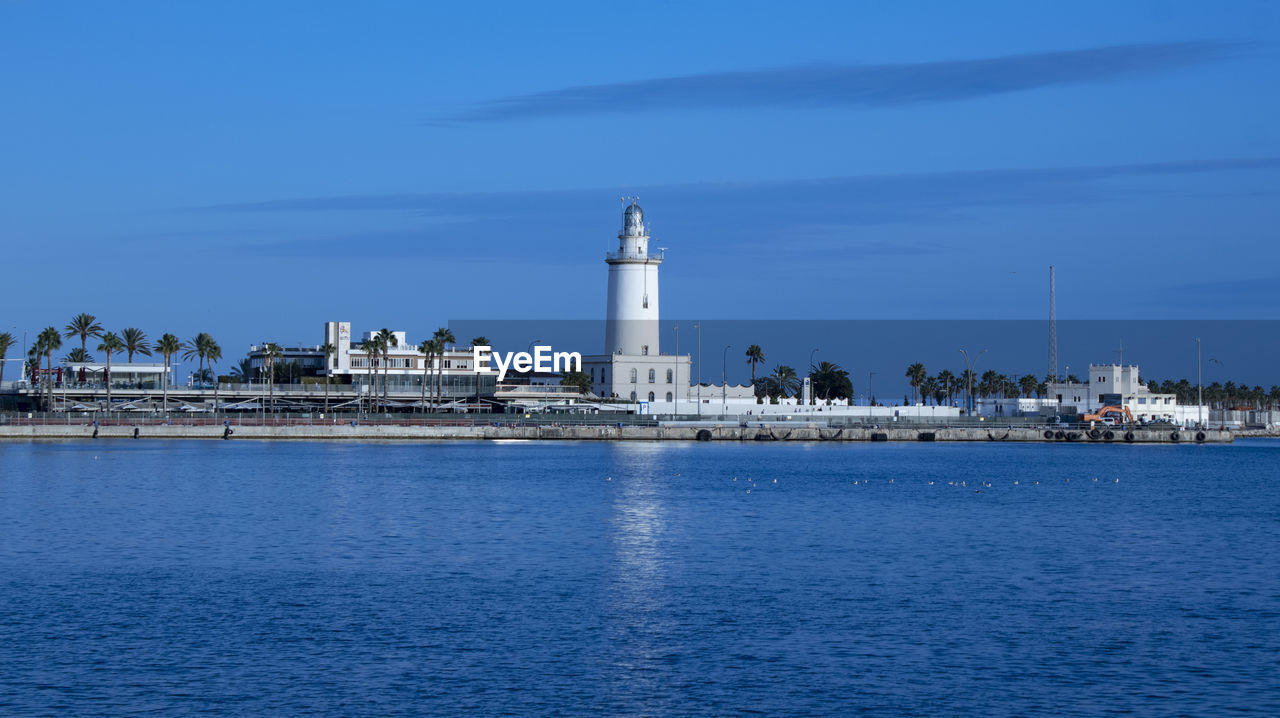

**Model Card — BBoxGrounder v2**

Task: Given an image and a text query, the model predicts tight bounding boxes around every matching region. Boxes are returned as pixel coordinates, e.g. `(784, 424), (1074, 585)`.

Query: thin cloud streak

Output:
(434, 41), (1248, 123)
(205, 157), (1280, 216)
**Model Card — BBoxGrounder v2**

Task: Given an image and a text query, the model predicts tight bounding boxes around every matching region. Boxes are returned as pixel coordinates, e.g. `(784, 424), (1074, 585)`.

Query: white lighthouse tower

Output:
(605, 198), (662, 356)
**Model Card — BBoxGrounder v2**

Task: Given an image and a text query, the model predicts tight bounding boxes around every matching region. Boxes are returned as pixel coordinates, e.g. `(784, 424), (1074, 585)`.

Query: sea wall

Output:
(0, 423), (1234, 443)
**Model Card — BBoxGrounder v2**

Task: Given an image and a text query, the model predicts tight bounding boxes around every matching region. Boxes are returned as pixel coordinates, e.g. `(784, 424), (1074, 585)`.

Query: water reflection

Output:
(606, 443), (671, 705)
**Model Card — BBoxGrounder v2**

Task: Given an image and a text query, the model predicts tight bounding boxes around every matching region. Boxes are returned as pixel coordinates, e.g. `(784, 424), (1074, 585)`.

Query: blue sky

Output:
(2, 1), (1278, 382)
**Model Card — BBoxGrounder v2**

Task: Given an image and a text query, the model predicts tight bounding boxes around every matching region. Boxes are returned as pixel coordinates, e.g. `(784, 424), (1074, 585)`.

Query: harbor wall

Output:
(0, 423), (1234, 443)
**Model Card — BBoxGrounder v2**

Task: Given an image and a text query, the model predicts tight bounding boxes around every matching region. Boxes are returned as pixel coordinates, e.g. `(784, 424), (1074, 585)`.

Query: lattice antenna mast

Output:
(1048, 265), (1058, 383)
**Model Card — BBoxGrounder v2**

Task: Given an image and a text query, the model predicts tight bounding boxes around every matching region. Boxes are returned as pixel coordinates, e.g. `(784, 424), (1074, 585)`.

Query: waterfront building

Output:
(321, 322), (497, 403)
(61, 362), (169, 390)
(979, 363), (1207, 424)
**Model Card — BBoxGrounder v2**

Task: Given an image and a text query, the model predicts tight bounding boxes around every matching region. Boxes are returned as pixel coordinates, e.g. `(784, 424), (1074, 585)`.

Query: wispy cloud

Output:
(433, 41), (1247, 123)
(205, 156), (1280, 218)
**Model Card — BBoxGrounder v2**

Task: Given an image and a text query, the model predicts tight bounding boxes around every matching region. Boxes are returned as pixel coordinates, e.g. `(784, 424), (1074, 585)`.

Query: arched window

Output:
(665, 392), (673, 402)
(641, 344), (649, 355)
(630, 368), (637, 383)
(590, 367), (595, 381)
(630, 391), (637, 402)
(666, 369), (673, 383)
(648, 369), (656, 383)
(648, 391), (655, 402)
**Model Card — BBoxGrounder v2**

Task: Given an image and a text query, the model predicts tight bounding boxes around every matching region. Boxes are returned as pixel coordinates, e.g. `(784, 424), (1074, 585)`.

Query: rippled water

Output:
(1, 439), (1278, 716)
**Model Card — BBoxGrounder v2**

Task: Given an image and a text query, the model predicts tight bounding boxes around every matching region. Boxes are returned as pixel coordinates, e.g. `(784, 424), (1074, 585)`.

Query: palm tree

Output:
(810, 360), (852, 400)
(97, 331), (124, 407)
(432, 327), (455, 410)
(155, 334), (183, 413)
(920, 376), (939, 406)
(745, 345), (765, 386)
(0, 332), (12, 385)
(37, 326), (62, 409)
(359, 339), (380, 414)
(63, 347), (93, 364)
(205, 339), (222, 412)
(120, 327), (151, 363)
(469, 336), (489, 348)
(63, 313), (103, 354)
(418, 339), (438, 411)
(262, 342), (283, 412)
(321, 342), (336, 413)
(229, 357), (253, 382)
(905, 363), (927, 405)
(183, 333), (213, 388)
(376, 328), (398, 403)
(1019, 374), (1039, 398)
(935, 369), (956, 406)
(768, 365), (801, 398)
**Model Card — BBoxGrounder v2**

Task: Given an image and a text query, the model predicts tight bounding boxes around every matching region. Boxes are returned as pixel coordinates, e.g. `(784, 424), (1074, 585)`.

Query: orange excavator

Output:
(1083, 405), (1134, 425)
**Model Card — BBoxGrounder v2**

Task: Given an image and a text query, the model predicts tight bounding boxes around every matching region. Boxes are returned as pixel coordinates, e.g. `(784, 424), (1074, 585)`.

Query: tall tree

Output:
(262, 342), (282, 413)
(376, 328), (398, 403)
(37, 326), (62, 409)
(418, 339), (438, 411)
(359, 339), (380, 414)
(767, 365), (801, 398)
(320, 342), (336, 413)
(745, 345), (765, 387)
(0, 332), (12, 386)
(120, 327), (151, 363)
(920, 375), (939, 406)
(97, 332), (124, 407)
(432, 327), (455, 411)
(183, 333), (213, 388)
(935, 369), (956, 406)
(1019, 374), (1040, 398)
(63, 313), (103, 354)
(469, 336), (489, 348)
(63, 347), (93, 363)
(810, 360), (852, 400)
(205, 339), (222, 412)
(155, 334), (183, 414)
(905, 363), (927, 405)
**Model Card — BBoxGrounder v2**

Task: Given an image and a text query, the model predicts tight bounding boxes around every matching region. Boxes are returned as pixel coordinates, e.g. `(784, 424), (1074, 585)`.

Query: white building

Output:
(581, 200), (694, 405)
(978, 363), (1206, 425)
(322, 322), (496, 402)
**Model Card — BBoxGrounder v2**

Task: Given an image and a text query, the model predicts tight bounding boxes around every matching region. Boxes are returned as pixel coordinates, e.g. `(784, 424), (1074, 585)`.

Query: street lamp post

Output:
(694, 322), (702, 416)
(809, 348), (819, 405)
(722, 344), (731, 413)
(1196, 338), (1203, 427)
(958, 348), (987, 416)
(673, 324), (679, 416)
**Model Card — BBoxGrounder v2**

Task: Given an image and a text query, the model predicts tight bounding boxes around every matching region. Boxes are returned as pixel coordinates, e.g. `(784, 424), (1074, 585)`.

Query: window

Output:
(665, 392), (672, 402)
(602, 369), (607, 383)
(648, 369), (656, 383)
(642, 294), (648, 309)
(630, 368), (637, 383)
(590, 368), (596, 381)
(666, 369), (673, 383)
(648, 391), (655, 402)
(641, 345), (649, 356)
(630, 391), (637, 401)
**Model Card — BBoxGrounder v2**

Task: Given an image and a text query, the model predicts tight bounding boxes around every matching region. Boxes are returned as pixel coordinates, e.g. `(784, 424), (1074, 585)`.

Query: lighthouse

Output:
(604, 198), (663, 356)
(583, 199), (690, 406)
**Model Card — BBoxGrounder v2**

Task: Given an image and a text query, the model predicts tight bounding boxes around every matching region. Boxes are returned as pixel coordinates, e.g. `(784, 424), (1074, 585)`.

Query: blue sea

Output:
(1, 439), (1277, 716)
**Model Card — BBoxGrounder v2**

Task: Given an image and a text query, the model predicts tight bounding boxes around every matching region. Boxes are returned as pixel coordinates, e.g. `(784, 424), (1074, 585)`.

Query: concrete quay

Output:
(0, 423), (1234, 443)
